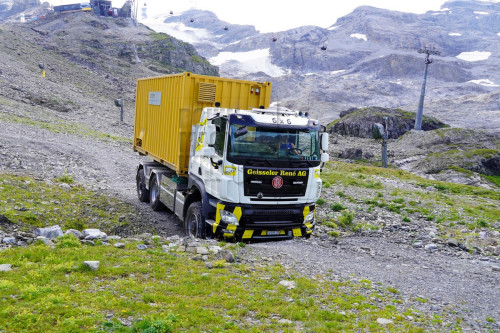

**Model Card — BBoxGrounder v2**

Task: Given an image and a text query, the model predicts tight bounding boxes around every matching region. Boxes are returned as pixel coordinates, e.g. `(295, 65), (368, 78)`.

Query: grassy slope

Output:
(0, 237), (427, 332)
(318, 162), (499, 241)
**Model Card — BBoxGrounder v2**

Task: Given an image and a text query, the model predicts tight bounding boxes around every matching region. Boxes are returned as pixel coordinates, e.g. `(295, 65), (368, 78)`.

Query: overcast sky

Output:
(48, 0), (497, 32)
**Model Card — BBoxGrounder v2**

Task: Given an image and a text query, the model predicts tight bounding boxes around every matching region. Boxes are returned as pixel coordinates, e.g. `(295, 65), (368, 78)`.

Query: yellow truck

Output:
(133, 72), (329, 240)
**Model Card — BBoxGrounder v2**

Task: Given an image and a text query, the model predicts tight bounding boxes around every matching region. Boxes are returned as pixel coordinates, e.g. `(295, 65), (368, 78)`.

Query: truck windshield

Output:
(227, 124), (320, 162)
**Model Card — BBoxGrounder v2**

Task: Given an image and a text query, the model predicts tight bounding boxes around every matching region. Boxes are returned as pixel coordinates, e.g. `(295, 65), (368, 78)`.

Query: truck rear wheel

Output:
(149, 175), (165, 211)
(136, 168), (149, 202)
(185, 201), (205, 239)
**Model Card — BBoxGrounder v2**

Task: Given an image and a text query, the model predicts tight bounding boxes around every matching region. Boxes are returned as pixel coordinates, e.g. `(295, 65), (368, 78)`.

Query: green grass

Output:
(0, 113), (130, 143)
(54, 170), (74, 184)
(149, 32), (172, 41)
(330, 202), (345, 212)
(0, 238), (429, 332)
(322, 161), (500, 239)
(337, 210), (355, 228)
(484, 175), (500, 187)
(316, 198), (326, 206)
(0, 173), (132, 232)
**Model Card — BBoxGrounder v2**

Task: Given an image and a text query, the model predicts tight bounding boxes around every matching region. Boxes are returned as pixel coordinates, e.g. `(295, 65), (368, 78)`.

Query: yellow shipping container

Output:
(133, 72), (272, 176)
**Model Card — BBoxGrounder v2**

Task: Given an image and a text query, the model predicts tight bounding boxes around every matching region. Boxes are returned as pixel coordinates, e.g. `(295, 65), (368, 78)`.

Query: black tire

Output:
(149, 174), (165, 211)
(136, 168), (149, 202)
(184, 201), (206, 239)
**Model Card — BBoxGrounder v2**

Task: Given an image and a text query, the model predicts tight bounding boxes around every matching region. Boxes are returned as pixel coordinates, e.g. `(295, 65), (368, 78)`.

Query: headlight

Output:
(220, 210), (239, 225)
(304, 211), (314, 223)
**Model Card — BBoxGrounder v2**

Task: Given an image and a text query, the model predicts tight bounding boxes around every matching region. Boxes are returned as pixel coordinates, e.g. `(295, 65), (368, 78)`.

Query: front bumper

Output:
(210, 202), (315, 240)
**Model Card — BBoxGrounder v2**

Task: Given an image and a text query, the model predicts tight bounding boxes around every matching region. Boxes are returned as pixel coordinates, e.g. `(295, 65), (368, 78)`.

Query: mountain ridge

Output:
(149, 1), (499, 131)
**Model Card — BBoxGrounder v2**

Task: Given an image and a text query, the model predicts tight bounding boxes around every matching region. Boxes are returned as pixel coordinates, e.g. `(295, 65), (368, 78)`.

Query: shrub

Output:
(477, 220), (489, 228)
(328, 231), (340, 237)
(330, 203), (345, 212)
(324, 221), (338, 229)
(55, 234), (81, 248)
(55, 170), (74, 184)
(316, 198), (326, 206)
(392, 198), (405, 204)
(338, 210), (355, 227)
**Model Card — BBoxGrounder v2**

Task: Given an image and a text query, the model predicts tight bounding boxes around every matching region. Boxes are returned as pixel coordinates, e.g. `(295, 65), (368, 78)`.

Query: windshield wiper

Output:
(246, 158), (273, 167)
(290, 160), (314, 167)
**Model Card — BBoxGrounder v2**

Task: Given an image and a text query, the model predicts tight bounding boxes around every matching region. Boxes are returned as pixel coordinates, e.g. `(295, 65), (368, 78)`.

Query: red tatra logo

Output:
(272, 176), (283, 189)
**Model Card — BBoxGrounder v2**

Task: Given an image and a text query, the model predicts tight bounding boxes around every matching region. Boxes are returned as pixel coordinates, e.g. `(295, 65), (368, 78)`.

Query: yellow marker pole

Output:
(42, 70), (45, 78)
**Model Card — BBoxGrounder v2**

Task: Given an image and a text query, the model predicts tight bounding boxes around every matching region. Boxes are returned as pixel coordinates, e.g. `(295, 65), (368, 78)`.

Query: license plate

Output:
(267, 230), (281, 236)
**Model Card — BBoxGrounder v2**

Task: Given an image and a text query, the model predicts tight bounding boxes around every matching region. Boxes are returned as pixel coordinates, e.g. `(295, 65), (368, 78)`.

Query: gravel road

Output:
(240, 235), (500, 331)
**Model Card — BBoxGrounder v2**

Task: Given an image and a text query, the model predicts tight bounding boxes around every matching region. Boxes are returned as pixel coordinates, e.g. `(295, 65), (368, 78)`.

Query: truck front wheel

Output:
(185, 201), (205, 239)
(136, 168), (149, 202)
(149, 175), (165, 211)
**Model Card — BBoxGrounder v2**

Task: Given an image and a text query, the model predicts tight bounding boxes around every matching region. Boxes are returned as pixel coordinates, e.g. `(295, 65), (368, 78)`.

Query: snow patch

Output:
(141, 17), (210, 44)
(390, 79), (403, 85)
(328, 25), (341, 31)
(210, 49), (285, 77)
(468, 79), (499, 87)
(474, 11), (489, 15)
(456, 51), (491, 62)
(448, 32), (462, 36)
(330, 70), (346, 75)
(350, 33), (367, 41)
(497, 32), (500, 37)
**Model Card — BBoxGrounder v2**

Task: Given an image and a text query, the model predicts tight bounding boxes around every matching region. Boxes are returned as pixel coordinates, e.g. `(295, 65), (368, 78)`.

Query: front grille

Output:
(239, 204), (305, 228)
(244, 167), (308, 198)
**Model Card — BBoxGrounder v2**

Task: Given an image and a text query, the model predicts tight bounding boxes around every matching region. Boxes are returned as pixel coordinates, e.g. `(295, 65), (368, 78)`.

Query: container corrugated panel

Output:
(133, 72), (272, 175)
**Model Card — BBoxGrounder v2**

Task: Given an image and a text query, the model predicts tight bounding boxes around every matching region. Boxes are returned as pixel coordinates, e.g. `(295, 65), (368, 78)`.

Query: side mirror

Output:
(114, 99), (123, 107)
(205, 124), (216, 146)
(320, 132), (329, 151)
(320, 152), (329, 163)
(197, 147), (215, 158)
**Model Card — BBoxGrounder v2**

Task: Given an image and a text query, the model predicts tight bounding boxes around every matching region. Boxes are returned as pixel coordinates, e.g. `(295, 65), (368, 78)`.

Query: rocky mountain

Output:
(0, 7), (217, 137)
(328, 107), (448, 139)
(148, 1), (500, 131)
(0, 0), (46, 20)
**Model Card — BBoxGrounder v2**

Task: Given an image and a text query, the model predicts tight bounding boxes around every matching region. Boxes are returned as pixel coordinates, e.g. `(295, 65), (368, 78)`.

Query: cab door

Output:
(203, 118), (226, 198)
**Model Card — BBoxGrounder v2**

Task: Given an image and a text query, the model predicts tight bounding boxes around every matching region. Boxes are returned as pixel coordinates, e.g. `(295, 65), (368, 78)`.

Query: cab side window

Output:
(213, 117), (227, 157)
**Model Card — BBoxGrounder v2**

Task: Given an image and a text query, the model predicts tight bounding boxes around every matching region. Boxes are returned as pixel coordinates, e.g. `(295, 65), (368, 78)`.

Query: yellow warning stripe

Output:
(213, 203), (225, 233)
(233, 207), (242, 221)
(195, 133), (205, 151)
(303, 205), (310, 220)
(242, 230), (254, 239)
